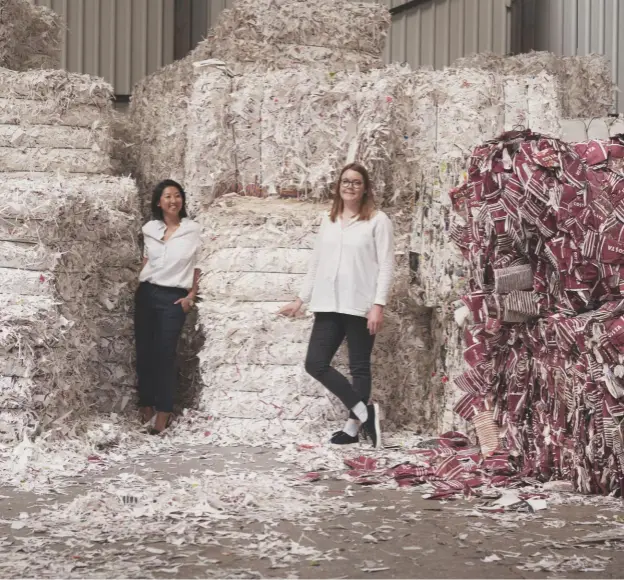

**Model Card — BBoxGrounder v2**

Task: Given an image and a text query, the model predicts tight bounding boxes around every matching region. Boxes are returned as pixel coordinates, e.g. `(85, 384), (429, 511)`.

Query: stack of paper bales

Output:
(0, 0), (62, 71)
(128, 0), (391, 218)
(185, 63), (577, 431)
(186, 63), (436, 431)
(197, 196), (347, 440)
(128, 0), (617, 436)
(0, 69), (140, 442)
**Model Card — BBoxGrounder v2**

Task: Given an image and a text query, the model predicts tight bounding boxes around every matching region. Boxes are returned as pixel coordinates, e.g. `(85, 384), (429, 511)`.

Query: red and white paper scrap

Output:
(341, 432), (540, 499)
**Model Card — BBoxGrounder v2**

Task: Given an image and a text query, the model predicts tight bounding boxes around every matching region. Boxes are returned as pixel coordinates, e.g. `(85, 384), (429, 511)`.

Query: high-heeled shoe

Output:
(139, 406), (155, 425)
(149, 412), (173, 435)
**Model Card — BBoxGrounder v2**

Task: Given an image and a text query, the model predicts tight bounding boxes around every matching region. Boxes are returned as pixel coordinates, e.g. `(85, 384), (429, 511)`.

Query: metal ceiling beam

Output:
(389, 0), (430, 15)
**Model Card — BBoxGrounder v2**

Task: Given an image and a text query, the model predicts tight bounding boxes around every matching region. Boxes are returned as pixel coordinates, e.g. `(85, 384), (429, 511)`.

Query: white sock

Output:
(351, 401), (368, 423)
(343, 418), (359, 437)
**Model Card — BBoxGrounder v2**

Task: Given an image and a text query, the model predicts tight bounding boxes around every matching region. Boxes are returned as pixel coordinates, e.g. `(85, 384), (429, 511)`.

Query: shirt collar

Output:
(338, 214), (359, 224)
(145, 218), (187, 238)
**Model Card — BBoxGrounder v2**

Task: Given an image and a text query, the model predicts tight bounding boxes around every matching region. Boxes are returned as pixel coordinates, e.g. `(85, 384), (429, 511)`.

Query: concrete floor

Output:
(0, 445), (623, 578)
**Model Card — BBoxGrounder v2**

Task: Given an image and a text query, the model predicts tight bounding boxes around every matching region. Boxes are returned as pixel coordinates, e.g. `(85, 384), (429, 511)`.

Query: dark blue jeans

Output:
(304, 312), (376, 413)
(134, 282), (187, 413)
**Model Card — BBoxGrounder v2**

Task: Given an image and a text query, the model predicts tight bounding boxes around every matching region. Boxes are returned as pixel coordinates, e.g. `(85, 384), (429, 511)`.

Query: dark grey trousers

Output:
(304, 312), (375, 413)
(134, 281), (187, 412)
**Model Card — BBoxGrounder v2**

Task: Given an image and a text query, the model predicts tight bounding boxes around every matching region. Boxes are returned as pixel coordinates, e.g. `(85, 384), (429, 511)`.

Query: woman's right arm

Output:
(278, 215), (325, 317)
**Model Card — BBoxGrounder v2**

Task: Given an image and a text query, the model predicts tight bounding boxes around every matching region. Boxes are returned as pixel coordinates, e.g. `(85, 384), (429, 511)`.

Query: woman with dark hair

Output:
(279, 163), (394, 448)
(135, 179), (201, 434)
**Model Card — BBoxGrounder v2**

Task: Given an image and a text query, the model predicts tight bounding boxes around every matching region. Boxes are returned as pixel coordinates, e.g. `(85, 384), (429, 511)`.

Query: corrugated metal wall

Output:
(512, 0), (624, 112)
(32, 0), (624, 111)
(29, 0), (176, 95)
(28, 0), (514, 94)
(379, 0), (511, 68)
(175, 0), (234, 59)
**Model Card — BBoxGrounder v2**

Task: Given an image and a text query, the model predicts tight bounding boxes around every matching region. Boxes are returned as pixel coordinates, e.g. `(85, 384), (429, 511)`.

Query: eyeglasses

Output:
(341, 179), (364, 189)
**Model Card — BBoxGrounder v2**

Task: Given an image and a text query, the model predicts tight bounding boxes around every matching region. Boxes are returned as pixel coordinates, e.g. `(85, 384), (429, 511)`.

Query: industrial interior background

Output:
(28, 0), (624, 112)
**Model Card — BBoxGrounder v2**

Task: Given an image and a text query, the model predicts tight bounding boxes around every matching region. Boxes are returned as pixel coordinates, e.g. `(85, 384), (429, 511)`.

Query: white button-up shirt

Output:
(139, 218), (201, 289)
(298, 211), (394, 317)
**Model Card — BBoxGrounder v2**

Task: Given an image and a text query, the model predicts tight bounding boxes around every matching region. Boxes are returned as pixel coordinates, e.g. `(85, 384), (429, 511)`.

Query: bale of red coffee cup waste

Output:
(450, 129), (624, 494)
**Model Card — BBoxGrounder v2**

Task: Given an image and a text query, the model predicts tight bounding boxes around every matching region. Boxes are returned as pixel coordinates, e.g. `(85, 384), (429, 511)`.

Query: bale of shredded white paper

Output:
(0, 70), (114, 174)
(409, 70), (562, 312)
(0, 98), (107, 128)
(0, 125), (107, 150)
(0, 175), (140, 440)
(454, 51), (614, 118)
(184, 67), (236, 214)
(0, 147), (111, 173)
(0, 174), (137, 218)
(0, 68), (113, 105)
(0, 0), (62, 71)
(128, 43), (213, 219)
(212, 0), (390, 57)
(185, 64), (408, 207)
(258, 68), (353, 197)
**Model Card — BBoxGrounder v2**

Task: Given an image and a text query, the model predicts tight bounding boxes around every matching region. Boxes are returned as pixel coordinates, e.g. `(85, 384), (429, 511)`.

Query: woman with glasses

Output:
(279, 163), (394, 448)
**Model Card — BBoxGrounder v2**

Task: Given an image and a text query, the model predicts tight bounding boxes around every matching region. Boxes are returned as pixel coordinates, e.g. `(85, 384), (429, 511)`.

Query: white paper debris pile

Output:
(0, 462), (352, 577)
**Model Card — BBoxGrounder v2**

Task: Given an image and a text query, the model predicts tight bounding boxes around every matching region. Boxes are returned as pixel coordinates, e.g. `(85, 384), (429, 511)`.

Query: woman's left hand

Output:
(367, 304), (384, 335)
(175, 295), (194, 313)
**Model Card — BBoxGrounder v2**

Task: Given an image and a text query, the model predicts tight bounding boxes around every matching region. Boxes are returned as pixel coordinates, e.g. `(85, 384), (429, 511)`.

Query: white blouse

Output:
(139, 218), (201, 289)
(298, 211), (395, 317)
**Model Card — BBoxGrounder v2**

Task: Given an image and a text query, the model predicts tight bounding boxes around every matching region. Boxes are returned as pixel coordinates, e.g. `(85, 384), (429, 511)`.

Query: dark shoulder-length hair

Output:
(151, 179), (188, 221)
(329, 163), (376, 223)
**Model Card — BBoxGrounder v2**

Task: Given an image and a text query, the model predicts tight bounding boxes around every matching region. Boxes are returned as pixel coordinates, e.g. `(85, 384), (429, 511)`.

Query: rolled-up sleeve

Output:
(373, 213), (395, 306)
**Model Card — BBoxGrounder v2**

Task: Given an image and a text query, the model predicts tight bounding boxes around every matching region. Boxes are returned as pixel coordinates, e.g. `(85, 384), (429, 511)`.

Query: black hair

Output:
(151, 179), (188, 220)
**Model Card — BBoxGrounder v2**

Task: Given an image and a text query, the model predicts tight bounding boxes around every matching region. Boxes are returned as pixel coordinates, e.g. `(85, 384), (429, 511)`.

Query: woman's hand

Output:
(367, 304), (384, 335)
(278, 298), (303, 317)
(175, 295), (194, 313)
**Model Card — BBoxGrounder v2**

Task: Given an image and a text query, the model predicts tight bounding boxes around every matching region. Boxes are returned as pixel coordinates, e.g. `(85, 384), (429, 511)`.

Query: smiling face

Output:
(339, 169), (366, 207)
(158, 185), (184, 220)
(329, 163), (375, 223)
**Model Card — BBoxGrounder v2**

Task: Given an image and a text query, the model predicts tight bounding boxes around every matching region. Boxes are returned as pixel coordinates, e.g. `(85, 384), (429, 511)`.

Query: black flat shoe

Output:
(330, 430), (359, 445)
